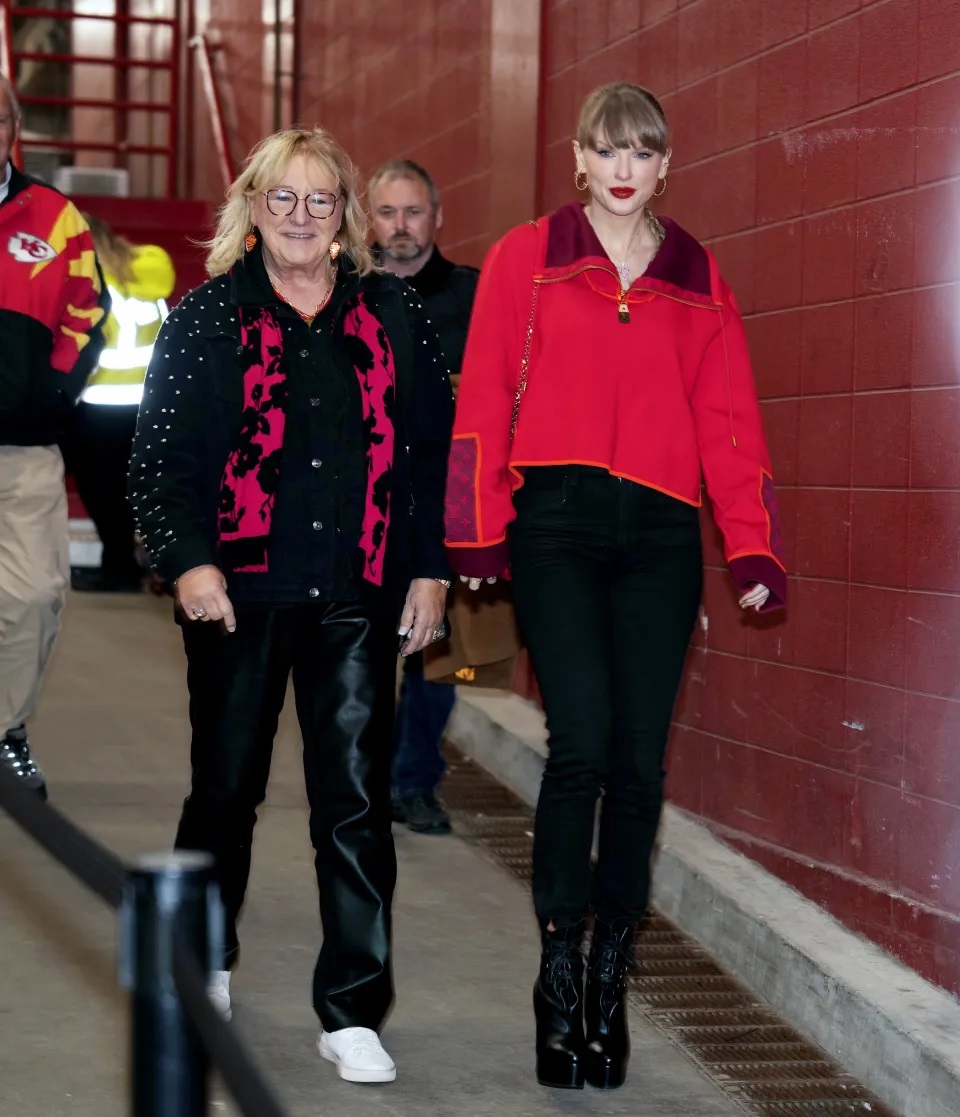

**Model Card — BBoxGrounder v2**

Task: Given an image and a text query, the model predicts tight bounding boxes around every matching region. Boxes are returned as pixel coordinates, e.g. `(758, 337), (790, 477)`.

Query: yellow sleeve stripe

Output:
(66, 301), (106, 324)
(61, 324), (99, 351)
(68, 249), (103, 290)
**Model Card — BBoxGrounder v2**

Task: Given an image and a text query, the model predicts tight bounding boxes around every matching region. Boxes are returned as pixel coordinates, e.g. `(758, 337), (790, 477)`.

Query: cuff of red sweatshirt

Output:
(446, 540), (510, 580)
(729, 554), (787, 613)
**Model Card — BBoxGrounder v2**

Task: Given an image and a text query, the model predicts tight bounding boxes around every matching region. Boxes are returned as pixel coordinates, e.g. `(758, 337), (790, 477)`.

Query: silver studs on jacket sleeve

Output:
(130, 274), (231, 562)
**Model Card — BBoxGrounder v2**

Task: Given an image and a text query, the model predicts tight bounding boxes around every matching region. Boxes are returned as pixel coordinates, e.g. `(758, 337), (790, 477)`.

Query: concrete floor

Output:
(0, 590), (742, 1117)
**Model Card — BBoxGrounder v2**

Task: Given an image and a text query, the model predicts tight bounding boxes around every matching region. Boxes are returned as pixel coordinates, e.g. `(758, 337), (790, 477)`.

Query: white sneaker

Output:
(317, 1027), (396, 1084)
(207, 970), (232, 1022)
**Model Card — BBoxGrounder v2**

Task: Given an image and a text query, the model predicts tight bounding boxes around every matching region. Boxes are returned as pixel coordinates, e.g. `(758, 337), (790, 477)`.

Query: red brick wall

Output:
(539, 0), (960, 996)
(183, 0), (281, 204)
(184, 0), (531, 266)
(297, 0), (495, 267)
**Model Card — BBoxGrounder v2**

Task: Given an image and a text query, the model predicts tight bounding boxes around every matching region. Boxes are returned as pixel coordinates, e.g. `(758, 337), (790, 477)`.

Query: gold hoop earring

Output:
(653, 177), (667, 198)
(329, 240), (343, 260)
(574, 170), (588, 192)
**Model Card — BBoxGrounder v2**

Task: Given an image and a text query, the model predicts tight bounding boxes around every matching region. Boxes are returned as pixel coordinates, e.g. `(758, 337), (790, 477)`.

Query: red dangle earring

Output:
(244, 229), (258, 252)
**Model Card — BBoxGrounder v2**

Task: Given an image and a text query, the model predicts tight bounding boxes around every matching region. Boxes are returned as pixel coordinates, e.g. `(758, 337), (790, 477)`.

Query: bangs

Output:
(577, 84), (669, 155)
(241, 132), (344, 196)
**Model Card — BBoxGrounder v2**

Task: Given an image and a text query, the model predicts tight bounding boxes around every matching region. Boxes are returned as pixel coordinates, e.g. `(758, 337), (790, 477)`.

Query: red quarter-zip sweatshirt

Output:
(444, 202), (786, 611)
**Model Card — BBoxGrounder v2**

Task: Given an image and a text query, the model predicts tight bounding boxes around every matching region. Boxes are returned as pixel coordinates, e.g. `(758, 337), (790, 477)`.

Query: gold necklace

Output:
(268, 265), (336, 324)
(271, 279), (333, 324)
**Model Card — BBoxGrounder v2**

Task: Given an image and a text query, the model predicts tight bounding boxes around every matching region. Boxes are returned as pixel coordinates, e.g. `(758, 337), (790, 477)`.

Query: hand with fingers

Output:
(739, 583), (771, 613)
(175, 564), (237, 633)
(398, 578), (449, 656)
(459, 575), (499, 592)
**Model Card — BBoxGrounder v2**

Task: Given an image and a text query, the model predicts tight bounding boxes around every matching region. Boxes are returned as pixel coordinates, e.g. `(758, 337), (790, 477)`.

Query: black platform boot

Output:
(584, 917), (636, 1089)
(533, 920), (586, 1089)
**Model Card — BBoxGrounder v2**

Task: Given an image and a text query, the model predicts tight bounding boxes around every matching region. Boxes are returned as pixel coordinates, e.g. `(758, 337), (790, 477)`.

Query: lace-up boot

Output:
(533, 919), (586, 1089)
(585, 917), (636, 1089)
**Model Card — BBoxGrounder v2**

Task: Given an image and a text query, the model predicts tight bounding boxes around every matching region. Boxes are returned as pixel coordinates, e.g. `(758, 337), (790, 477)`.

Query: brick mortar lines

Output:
(547, 0), (921, 97)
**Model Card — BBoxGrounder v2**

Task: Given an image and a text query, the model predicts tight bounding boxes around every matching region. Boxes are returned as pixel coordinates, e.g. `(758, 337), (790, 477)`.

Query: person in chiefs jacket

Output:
(445, 83), (786, 1092)
(0, 72), (109, 799)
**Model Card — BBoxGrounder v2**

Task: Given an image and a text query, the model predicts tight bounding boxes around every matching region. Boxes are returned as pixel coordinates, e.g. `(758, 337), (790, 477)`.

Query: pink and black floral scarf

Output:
(218, 294), (396, 584)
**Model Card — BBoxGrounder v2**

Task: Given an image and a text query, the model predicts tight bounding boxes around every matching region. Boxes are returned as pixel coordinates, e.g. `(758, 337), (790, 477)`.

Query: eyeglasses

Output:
(262, 188), (340, 219)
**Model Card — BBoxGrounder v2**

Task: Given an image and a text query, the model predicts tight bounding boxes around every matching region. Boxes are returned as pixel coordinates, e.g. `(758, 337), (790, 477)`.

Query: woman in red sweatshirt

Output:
(445, 83), (786, 1092)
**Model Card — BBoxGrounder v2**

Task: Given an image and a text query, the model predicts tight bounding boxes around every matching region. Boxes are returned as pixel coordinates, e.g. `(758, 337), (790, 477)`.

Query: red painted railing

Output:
(188, 32), (235, 189)
(1, 0), (181, 196)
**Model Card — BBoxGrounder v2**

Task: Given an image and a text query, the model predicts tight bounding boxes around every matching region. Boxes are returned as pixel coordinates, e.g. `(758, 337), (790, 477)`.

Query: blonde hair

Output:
(205, 127), (376, 278)
(82, 212), (136, 287)
(577, 83), (669, 155)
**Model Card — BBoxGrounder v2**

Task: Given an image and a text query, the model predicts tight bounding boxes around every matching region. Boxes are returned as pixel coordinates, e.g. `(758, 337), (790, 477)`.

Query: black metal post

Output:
(120, 851), (220, 1117)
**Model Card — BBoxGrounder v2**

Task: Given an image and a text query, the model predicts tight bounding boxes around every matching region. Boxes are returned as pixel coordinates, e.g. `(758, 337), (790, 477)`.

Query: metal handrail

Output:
(15, 51), (174, 69)
(10, 6), (176, 25)
(0, 766), (291, 1116)
(21, 95), (173, 113)
(23, 138), (172, 155)
(189, 32), (235, 189)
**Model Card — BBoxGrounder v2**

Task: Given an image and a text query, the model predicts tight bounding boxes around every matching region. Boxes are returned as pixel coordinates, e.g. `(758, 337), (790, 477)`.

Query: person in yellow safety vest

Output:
(61, 214), (176, 592)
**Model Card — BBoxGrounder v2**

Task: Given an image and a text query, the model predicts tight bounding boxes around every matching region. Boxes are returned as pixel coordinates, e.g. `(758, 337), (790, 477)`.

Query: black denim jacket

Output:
(129, 248), (454, 602)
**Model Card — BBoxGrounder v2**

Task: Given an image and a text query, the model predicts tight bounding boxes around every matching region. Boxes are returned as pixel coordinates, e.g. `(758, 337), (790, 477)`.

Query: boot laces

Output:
(545, 939), (581, 985)
(592, 934), (634, 983)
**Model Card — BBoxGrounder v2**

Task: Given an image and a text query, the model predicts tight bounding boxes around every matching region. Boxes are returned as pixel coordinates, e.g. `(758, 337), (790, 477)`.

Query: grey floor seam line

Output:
(441, 746), (900, 1117)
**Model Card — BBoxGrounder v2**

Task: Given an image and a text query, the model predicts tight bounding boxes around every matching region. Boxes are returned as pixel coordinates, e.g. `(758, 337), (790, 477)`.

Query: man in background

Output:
(369, 159), (478, 834)
(0, 72), (109, 797)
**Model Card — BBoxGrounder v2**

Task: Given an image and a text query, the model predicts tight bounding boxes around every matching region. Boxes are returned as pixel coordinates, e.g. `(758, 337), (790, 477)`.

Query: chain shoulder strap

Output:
(510, 281), (539, 442)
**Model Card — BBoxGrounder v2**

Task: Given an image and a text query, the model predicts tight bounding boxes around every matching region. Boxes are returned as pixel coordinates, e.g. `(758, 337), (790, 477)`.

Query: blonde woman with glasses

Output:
(130, 128), (454, 1083)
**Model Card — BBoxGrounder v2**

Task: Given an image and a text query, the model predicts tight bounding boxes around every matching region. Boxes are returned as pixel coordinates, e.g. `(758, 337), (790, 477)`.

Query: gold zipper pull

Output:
(618, 297), (630, 324)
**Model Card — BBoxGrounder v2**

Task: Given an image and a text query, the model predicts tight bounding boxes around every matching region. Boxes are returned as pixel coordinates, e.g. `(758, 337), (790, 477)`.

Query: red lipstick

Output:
(609, 187), (636, 199)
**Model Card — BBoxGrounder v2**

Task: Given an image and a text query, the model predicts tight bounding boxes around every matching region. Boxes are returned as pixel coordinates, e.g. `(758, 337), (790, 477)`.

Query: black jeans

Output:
(175, 599), (398, 1032)
(61, 401), (141, 581)
(509, 466), (703, 928)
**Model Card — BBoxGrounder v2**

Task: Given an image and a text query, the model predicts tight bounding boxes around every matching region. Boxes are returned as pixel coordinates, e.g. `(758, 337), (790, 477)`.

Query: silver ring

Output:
(192, 607), (207, 619)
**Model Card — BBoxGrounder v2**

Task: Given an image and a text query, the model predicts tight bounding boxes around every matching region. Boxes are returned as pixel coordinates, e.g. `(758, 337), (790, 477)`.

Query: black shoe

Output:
(0, 725), (47, 800)
(584, 918), (636, 1090)
(71, 567), (144, 593)
(534, 920), (586, 1089)
(395, 792), (452, 834)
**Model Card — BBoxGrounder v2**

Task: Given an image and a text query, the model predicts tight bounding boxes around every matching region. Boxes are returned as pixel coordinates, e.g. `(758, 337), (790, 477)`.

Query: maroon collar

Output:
(542, 202), (715, 301)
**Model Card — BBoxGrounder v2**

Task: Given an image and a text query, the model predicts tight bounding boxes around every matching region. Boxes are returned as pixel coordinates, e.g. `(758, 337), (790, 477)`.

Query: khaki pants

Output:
(0, 446), (69, 735)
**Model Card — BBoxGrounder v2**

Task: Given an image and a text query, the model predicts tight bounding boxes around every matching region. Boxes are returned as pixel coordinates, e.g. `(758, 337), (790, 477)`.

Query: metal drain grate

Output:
(441, 748), (899, 1117)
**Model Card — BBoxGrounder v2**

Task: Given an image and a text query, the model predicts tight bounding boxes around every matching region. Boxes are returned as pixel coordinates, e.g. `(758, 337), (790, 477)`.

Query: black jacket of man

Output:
(377, 245), (478, 382)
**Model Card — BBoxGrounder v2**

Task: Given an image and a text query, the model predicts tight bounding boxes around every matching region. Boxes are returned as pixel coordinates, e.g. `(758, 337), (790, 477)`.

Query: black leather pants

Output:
(175, 600), (398, 1032)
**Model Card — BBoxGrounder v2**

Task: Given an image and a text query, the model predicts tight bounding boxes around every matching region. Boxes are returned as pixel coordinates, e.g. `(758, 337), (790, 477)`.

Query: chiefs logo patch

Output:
(8, 233), (58, 263)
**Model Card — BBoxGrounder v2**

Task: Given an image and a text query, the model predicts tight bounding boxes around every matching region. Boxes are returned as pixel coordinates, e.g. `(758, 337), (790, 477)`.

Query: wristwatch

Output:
(434, 578), (452, 589)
